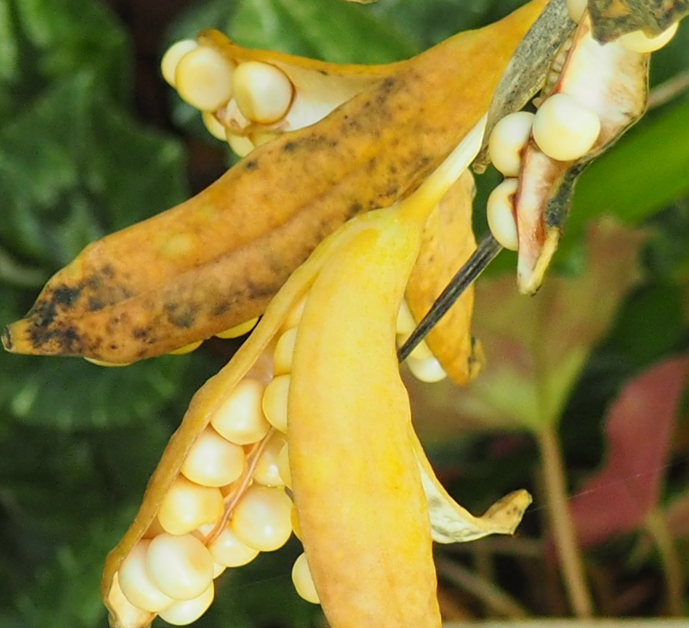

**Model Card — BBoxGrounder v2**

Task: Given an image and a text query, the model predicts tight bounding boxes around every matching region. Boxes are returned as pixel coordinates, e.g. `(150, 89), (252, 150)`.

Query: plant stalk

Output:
(644, 508), (684, 616)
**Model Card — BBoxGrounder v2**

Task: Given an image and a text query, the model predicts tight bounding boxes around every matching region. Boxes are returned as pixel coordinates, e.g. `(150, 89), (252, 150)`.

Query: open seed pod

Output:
(102, 117), (531, 628)
(485, 9), (649, 294)
(3, 0), (548, 364)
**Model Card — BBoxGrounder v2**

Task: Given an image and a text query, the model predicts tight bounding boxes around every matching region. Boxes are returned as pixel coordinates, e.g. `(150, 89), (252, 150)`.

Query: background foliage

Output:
(0, 0), (688, 626)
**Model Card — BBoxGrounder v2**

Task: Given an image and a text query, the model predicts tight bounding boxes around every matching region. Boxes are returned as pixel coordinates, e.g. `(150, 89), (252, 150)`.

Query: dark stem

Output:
(397, 233), (502, 362)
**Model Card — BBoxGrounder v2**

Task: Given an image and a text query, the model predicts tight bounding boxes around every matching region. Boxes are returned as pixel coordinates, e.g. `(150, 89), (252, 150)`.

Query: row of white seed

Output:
(162, 39), (295, 156)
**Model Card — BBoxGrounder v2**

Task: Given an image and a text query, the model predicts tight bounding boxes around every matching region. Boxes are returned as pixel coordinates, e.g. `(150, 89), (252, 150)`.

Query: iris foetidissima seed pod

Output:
(3, 0), (548, 365)
(102, 119), (532, 628)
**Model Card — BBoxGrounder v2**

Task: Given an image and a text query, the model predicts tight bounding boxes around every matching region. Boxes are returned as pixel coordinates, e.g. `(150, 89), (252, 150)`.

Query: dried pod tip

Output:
(532, 93), (600, 162)
(487, 178), (519, 251)
(488, 111), (535, 177)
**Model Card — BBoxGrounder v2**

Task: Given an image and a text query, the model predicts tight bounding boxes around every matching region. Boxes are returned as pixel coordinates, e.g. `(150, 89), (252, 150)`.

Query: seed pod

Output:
(3, 0), (548, 364)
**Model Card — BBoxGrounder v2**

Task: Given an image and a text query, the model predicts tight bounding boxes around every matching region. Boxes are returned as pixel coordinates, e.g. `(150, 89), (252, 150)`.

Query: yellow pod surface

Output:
(288, 210), (441, 628)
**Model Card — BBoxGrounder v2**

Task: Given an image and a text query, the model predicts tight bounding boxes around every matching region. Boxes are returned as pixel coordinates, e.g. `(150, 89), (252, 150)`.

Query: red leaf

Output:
(569, 356), (689, 547)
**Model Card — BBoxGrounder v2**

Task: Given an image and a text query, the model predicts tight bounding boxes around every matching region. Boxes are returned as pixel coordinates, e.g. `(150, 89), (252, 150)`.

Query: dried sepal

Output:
(405, 170), (483, 386)
(4, 0), (547, 364)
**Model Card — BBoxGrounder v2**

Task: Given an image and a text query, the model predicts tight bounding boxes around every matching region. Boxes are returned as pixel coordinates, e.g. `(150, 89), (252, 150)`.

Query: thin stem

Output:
(397, 233), (502, 361)
(536, 422), (594, 618)
(644, 508), (684, 616)
(435, 555), (529, 619)
(648, 69), (689, 110)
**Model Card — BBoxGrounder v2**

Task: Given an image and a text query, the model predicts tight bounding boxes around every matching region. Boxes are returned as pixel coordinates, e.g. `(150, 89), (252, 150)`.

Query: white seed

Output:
(396, 300), (417, 336)
(292, 553), (320, 604)
(202, 111), (228, 141)
(488, 111), (535, 177)
(215, 317), (259, 339)
(566, 0), (587, 22)
(158, 476), (224, 536)
(254, 434), (287, 487)
(211, 378), (271, 445)
(147, 533), (214, 601)
(232, 61), (294, 124)
(262, 374), (290, 433)
(486, 178), (519, 251)
(227, 133), (255, 157)
(169, 340), (203, 355)
(176, 46), (234, 112)
(277, 442), (291, 489)
(532, 93), (601, 162)
(273, 327), (297, 375)
(161, 40), (199, 87)
(118, 540), (174, 612)
(158, 583), (215, 626)
(282, 296), (306, 331)
(208, 525), (260, 567)
(618, 22), (678, 53)
(213, 563), (226, 578)
(406, 355), (448, 383)
(181, 427), (245, 487)
(230, 485), (293, 551)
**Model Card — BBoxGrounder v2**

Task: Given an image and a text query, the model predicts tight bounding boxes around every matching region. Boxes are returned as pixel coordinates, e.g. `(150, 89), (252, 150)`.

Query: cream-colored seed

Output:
(406, 355), (448, 383)
(158, 583), (215, 626)
(227, 133), (255, 157)
(230, 485), (293, 551)
(262, 374), (290, 433)
(211, 378), (271, 445)
(396, 300), (417, 336)
(84, 357), (131, 367)
(181, 427), (246, 487)
(170, 340), (203, 355)
(618, 22), (678, 53)
(232, 61), (294, 124)
(532, 93), (600, 162)
(202, 111), (228, 141)
(282, 297), (306, 331)
(216, 317), (259, 339)
(566, 0), (587, 22)
(273, 327), (297, 375)
(486, 178), (519, 251)
(208, 526), (260, 567)
(488, 111), (535, 177)
(254, 434), (287, 487)
(158, 476), (224, 535)
(176, 46), (234, 112)
(118, 540), (174, 612)
(161, 39), (199, 87)
(147, 533), (214, 601)
(277, 442), (292, 489)
(292, 553), (320, 604)
(213, 563), (226, 578)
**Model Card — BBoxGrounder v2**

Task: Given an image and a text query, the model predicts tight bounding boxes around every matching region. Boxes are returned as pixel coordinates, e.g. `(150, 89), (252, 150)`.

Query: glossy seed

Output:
(486, 178), (519, 251)
(170, 340), (203, 355)
(282, 297), (306, 331)
(277, 442), (291, 489)
(158, 583), (214, 626)
(230, 485), (293, 551)
(232, 61), (294, 124)
(213, 563), (226, 578)
(161, 39), (199, 87)
(202, 112), (228, 141)
(158, 476), (224, 535)
(176, 46), (234, 112)
(211, 378), (271, 445)
(118, 540), (174, 612)
(396, 300), (417, 336)
(208, 526), (260, 567)
(215, 317), (259, 339)
(566, 0), (587, 22)
(254, 433), (287, 487)
(292, 553), (320, 604)
(147, 533), (214, 601)
(227, 133), (255, 157)
(532, 93), (600, 162)
(488, 111), (535, 177)
(273, 327), (297, 375)
(618, 22), (678, 53)
(406, 355), (448, 383)
(181, 427), (246, 487)
(262, 374), (290, 433)
(84, 357), (131, 367)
